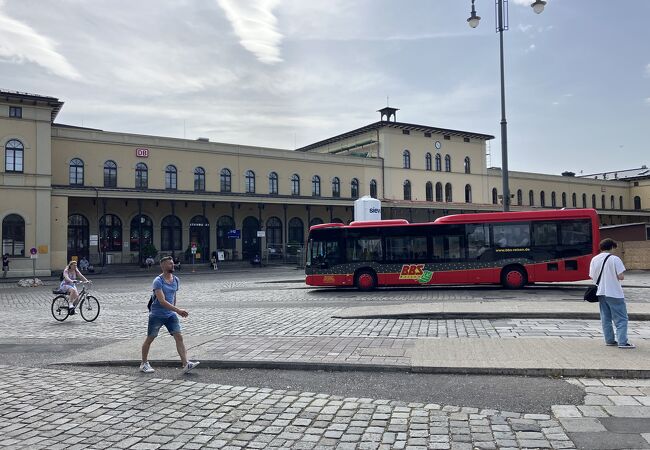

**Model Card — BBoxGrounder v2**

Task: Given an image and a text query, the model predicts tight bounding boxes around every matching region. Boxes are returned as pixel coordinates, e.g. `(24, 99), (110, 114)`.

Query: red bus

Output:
(305, 209), (599, 290)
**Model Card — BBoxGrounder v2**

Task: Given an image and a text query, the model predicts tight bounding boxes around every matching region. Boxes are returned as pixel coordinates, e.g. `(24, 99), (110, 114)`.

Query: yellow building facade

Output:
(1, 91), (648, 276)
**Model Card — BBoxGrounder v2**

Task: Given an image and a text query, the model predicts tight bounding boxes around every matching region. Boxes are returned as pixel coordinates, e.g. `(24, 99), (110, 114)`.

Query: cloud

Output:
(216, 0), (283, 64)
(645, 63), (650, 77)
(0, 3), (81, 80)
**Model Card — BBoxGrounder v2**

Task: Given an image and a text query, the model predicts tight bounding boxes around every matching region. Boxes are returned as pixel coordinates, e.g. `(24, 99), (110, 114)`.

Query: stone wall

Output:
(618, 240), (650, 270)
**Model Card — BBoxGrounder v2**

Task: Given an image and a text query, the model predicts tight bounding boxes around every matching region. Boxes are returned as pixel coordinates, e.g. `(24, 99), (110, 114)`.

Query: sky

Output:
(0, 0), (648, 176)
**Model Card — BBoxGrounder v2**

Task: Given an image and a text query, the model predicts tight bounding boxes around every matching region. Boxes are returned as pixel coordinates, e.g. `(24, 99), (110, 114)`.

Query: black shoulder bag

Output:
(584, 254), (612, 303)
(147, 275), (163, 311)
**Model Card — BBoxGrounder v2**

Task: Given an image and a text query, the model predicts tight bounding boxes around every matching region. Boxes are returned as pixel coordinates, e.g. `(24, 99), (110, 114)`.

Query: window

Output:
(332, 177), (340, 197)
(2, 214), (25, 256)
(4, 139), (24, 173)
(463, 137), (470, 143)
(492, 223), (531, 248)
(591, 194), (596, 209)
(194, 167), (206, 192)
(266, 217), (283, 252)
(529, 190), (534, 206)
(582, 193), (587, 208)
(9, 106), (22, 118)
(601, 195), (605, 210)
(435, 182), (443, 202)
(572, 193), (577, 207)
(351, 178), (359, 198)
(517, 189), (523, 206)
(135, 162), (148, 189)
(288, 217), (304, 244)
(634, 196), (642, 210)
(403, 150), (411, 169)
(492, 188), (498, 205)
(69, 158), (84, 185)
(560, 221), (590, 245)
(551, 192), (557, 208)
(165, 165), (177, 190)
(217, 215), (235, 251)
(402, 129), (410, 135)
(291, 174), (300, 195)
(67, 214), (89, 260)
(467, 224), (489, 258)
(425, 153), (432, 171)
(99, 214), (122, 252)
(385, 235), (428, 261)
(540, 191), (546, 207)
(435, 154), (442, 171)
(312, 175), (321, 197)
(561, 192), (566, 208)
(369, 179), (377, 198)
(444, 135), (450, 140)
(269, 172), (278, 195)
(403, 180), (411, 200)
(464, 156), (471, 174)
(161, 215), (182, 251)
(130, 214), (153, 252)
(465, 184), (472, 203)
(346, 234), (382, 262)
(445, 183), (452, 202)
(245, 170), (255, 193)
(532, 222), (558, 246)
(426, 182), (433, 202)
(220, 168), (231, 192)
(103, 160), (117, 188)
(619, 196), (623, 210)
(610, 195), (615, 210)
(444, 155), (451, 172)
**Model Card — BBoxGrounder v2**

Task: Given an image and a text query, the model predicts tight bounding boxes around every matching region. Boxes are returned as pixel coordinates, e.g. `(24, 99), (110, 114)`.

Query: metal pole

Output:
(497, 0), (510, 211)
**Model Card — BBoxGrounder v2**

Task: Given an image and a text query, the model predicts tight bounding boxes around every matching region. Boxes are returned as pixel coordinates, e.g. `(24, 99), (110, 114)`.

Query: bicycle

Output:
(51, 281), (100, 322)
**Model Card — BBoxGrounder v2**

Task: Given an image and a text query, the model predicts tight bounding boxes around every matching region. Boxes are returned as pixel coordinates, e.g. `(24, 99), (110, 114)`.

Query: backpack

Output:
(147, 275), (179, 310)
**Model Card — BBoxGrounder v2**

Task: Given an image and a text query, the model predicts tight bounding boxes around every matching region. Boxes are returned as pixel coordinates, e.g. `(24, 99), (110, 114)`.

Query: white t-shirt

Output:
(589, 252), (625, 299)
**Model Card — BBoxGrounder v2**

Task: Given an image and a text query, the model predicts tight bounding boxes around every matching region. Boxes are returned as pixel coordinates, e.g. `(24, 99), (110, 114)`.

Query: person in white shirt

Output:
(589, 238), (634, 349)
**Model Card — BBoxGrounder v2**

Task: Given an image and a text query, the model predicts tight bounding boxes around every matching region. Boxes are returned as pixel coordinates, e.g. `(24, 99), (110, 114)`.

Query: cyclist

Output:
(59, 260), (89, 314)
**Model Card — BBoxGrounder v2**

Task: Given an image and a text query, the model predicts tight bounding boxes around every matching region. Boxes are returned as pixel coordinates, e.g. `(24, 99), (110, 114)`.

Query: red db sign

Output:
(136, 148), (149, 158)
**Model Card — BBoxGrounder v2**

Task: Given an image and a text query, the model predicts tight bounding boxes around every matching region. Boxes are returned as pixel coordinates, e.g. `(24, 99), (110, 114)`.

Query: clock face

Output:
(435, 141), (441, 149)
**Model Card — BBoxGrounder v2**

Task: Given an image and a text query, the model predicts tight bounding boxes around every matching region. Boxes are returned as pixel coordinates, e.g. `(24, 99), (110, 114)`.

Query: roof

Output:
(296, 120), (495, 152)
(600, 223), (648, 230)
(580, 166), (650, 181)
(0, 89), (64, 122)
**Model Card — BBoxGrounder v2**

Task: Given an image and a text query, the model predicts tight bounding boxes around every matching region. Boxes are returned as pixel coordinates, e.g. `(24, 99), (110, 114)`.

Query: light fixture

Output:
(467, 0), (480, 28)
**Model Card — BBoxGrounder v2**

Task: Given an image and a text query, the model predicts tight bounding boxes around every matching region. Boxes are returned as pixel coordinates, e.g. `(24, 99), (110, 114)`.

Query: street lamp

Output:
(468, 0), (546, 211)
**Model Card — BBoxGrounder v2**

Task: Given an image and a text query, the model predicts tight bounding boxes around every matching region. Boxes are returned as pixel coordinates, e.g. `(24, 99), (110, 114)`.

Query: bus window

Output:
(466, 224), (489, 259)
(385, 236), (427, 261)
(307, 238), (341, 267)
(532, 222), (558, 246)
(560, 220), (590, 245)
(346, 236), (382, 262)
(491, 223), (530, 248)
(446, 236), (462, 259)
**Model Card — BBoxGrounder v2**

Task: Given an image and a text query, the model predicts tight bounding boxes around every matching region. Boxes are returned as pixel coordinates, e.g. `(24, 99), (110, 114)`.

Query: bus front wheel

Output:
(501, 266), (527, 289)
(355, 270), (377, 291)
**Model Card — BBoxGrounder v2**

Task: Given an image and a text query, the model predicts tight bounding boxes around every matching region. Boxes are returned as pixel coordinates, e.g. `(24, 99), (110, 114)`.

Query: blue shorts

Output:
(147, 314), (181, 337)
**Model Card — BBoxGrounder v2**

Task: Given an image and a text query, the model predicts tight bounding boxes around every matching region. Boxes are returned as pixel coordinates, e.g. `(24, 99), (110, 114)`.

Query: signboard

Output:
(90, 235), (99, 246)
(257, 230), (266, 238)
(191, 243), (197, 254)
(217, 251), (225, 261)
(227, 229), (241, 239)
(38, 245), (48, 254)
(136, 147), (149, 158)
(30, 247), (37, 255)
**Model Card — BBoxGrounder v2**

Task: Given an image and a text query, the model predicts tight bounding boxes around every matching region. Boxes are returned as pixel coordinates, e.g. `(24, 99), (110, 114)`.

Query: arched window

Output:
(492, 188), (498, 205)
(610, 195), (615, 210)
(291, 174), (300, 195)
(220, 168), (232, 192)
(266, 217), (283, 251)
(5, 139), (24, 173)
(104, 160), (117, 187)
(551, 192), (556, 208)
(529, 190), (535, 206)
(130, 214), (153, 252)
(69, 158), (84, 185)
(161, 215), (182, 251)
(619, 196), (623, 210)
(403, 150), (411, 169)
(591, 194), (596, 209)
(369, 179), (377, 198)
(2, 214), (25, 256)
(425, 181), (433, 201)
(435, 182), (443, 202)
(165, 165), (177, 190)
(634, 196), (642, 210)
(540, 191), (546, 207)
(189, 215), (210, 262)
(444, 155), (451, 172)
(561, 192), (567, 208)
(312, 175), (321, 197)
(216, 215), (235, 251)
(135, 162), (148, 189)
(288, 217), (304, 244)
(269, 172), (278, 194)
(99, 214), (122, 252)
(582, 193), (587, 208)
(465, 184), (472, 203)
(67, 214), (89, 260)
(332, 177), (341, 197)
(572, 193), (577, 207)
(309, 218), (323, 227)
(194, 167), (206, 192)
(403, 180), (411, 200)
(351, 178), (359, 198)
(425, 153), (432, 171)
(435, 154), (442, 171)
(601, 195), (606, 210)
(464, 156), (471, 174)
(245, 170), (255, 193)
(444, 183), (452, 202)
(517, 189), (523, 206)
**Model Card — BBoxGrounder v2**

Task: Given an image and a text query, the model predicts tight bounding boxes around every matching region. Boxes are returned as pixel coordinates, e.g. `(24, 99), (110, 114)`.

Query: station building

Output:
(1, 90), (649, 276)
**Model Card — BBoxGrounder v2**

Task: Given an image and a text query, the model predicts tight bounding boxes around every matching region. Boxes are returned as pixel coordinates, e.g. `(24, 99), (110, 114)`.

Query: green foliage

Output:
(141, 243), (158, 259)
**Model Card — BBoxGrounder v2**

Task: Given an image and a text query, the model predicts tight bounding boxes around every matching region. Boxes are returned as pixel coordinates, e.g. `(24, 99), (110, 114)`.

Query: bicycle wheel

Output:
(80, 295), (100, 322)
(51, 295), (70, 321)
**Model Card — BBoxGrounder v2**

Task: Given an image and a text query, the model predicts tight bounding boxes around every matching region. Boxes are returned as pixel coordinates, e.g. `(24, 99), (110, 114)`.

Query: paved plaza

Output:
(1, 269), (650, 448)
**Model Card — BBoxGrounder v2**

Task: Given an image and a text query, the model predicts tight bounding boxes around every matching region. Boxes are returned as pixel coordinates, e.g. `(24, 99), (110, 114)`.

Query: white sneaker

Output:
(183, 361), (200, 373)
(140, 361), (155, 373)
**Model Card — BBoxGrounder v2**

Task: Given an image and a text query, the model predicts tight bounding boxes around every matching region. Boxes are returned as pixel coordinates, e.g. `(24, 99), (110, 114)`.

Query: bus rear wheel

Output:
(501, 266), (527, 289)
(355, 270), (377, 291)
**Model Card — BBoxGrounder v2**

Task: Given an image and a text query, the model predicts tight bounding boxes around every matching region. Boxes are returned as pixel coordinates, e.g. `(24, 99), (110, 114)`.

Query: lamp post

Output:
(467, 0), (546, 211)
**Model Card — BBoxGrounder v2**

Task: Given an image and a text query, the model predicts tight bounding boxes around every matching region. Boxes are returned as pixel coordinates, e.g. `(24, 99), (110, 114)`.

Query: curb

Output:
(333, 312), (650, 321)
